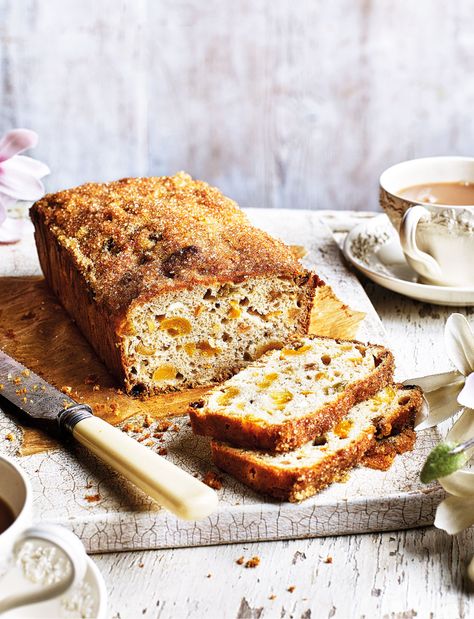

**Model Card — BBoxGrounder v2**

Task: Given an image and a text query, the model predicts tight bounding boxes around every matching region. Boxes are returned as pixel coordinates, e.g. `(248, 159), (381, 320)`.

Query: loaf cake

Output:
(30, 172), (357, 396)
(189, 336), (394, 452)
(211, 384), (421, 502)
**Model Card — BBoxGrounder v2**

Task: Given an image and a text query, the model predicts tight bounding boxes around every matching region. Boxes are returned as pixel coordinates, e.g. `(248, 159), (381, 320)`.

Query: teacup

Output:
(379, 156), (474, 287)
(0, 454), (33, 563)
(0, 454), (88, 613)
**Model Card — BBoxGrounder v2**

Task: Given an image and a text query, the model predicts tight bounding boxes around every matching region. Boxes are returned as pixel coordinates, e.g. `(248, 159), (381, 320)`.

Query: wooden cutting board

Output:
(0, 209), (443, 553)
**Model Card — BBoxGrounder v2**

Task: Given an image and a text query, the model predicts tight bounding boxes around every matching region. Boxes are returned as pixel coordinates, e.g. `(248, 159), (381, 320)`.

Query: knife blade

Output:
(0, 349), (218, 520)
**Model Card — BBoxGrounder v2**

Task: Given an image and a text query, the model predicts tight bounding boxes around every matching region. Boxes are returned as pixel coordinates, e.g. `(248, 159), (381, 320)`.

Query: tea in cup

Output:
(379, 157), (474, 287)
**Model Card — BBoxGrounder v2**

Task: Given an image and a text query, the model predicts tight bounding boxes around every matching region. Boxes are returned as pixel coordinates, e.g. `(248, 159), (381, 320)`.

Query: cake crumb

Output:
(156, 419), (172, 432)
(138, 562), (144, 568)
(84, 373), (99, 385)
(143, 414), (153, 428)
(5, 433), (15, 442)
(158, 447), (168, 456)
(206, 573), (212, 578)
(324, 556), (333, 564)
(287, 586), (296, 593)
(236, 556), (245, 565)
(244, 556), (260, 569)
(85, 493), (101, 503)
(202, 471), (223, 490)
(269, 594), (277, 601)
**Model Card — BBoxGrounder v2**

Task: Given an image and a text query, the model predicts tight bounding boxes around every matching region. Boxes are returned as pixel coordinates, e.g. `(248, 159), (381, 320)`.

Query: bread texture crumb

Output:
(85, 494), (101, 503)
(202, 471), (223, 490)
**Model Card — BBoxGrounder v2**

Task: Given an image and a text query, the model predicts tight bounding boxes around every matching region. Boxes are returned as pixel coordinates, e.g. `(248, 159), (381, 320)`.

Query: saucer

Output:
(343, 214), (474, 306)
(1, 555), (107, 619)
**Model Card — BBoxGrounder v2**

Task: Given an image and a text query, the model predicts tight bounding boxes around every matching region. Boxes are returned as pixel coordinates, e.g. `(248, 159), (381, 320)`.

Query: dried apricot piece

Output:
(196, 341), (221, 356)
(281, 344), (311, 357)
(257, 373), (279, 389)
(218, 386), (240, 406)
(136, 343), (156, 355)
(152, 365), (177, 381)
(228, 301), (242, 319)
(159, 317), (192, 337)
(333, 419), (353, 439)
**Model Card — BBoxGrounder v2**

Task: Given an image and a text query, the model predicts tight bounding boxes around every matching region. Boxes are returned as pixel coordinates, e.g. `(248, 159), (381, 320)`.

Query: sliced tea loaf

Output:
(31, 172), (354, 397)
(189, 336), (394, 452)
(211, 384), (422, 502)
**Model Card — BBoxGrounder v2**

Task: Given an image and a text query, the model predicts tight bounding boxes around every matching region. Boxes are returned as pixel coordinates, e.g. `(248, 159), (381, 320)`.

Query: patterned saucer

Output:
(343, 214), (474, 306)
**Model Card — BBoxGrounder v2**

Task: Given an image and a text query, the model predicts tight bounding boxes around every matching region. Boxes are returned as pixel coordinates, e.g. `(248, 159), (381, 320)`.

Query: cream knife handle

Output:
(70, 416), (218, 521)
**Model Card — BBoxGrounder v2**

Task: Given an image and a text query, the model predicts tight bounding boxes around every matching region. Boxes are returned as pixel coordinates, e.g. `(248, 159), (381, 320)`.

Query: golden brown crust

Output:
(30, 172), (308, 315)
(189, 340), (395, 452)
(211, 431), (374, 502)
(361, 428), (417, 471)
(210, 384), (420, 502)
(32, 214), (128, 383)
(373, 384), (422, 438)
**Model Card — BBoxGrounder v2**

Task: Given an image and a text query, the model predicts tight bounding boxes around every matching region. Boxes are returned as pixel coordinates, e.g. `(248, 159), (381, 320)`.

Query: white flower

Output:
(409, 313), (474, 581)
(407, 314), (474, 430)
(0, 129), (50, 243)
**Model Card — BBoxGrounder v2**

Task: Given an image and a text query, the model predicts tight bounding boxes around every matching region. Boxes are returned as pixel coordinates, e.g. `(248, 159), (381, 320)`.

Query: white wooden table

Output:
(2, 210), (473, 618)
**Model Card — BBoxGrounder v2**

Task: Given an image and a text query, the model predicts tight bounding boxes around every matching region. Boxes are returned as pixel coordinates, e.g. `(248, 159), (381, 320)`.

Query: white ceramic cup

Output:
(379, 156), (474, 287)
(0, 455), (87, 613)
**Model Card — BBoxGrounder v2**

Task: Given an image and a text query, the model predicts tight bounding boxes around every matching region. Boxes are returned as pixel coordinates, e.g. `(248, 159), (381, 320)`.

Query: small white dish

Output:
(1, 554), (107, 619)
(343, 214), (474, 306)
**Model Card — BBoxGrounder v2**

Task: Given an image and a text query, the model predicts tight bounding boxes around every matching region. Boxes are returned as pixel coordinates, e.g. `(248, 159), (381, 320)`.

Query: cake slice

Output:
(210, 384), (422, 502)
(189, 336), (394, 452)
(30, 172), (358, 397)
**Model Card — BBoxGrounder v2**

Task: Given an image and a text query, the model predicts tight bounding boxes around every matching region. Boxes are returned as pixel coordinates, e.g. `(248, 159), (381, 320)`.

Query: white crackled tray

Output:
(0, 210), (443, 553)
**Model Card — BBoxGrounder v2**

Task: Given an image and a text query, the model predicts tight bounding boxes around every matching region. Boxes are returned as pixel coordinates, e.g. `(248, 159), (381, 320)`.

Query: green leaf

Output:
(420, 442), (469, 484)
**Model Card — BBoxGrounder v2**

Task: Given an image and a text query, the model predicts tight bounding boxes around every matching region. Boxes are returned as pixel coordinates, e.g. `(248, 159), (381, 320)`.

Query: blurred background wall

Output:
(1, 0), (474, 210)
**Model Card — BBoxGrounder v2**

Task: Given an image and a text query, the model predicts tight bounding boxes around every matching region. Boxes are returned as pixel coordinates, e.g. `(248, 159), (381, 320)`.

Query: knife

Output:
(0, 350), (218, 521)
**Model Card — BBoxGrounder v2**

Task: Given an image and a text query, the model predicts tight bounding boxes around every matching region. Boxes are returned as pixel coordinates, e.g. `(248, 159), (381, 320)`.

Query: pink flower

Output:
(0, 129), (50, 243)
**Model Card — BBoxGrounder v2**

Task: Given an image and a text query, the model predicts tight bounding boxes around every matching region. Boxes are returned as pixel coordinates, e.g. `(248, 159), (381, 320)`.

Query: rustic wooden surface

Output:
(0, 209), (443, 552)
(2, 0), (474, 211)
(1, 210), (473, 616)
(92, 212), (474, 618)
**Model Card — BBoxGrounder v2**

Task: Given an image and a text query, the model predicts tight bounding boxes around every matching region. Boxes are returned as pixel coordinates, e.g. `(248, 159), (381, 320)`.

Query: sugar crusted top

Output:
(31, 172), (305, 313)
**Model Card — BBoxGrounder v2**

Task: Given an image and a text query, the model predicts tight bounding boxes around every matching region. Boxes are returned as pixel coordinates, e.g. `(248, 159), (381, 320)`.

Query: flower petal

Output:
(0, 217), (23, 244)
(4, 155), (50, 180)
(444, 314), (474, 376)
(415, 380), (465, 430)
(434, 495), (474, 534)
(458, 373), (474, 409)
(404, 370), (463, 393)
(0, 165), (45, 201)
(0, 129), (38, 162)
(438, 409), (474, 496)
(0, 193), (18, 225)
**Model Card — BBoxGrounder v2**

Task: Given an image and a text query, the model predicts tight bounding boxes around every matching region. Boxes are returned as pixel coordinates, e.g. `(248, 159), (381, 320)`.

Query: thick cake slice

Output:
(30, 172), (356, 397)
(189, 336), (394, 452)
(211, 384), (422, 502)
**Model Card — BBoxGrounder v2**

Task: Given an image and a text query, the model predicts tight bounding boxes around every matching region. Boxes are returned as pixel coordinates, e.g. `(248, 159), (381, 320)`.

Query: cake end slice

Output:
(210, 384), (422, 502)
